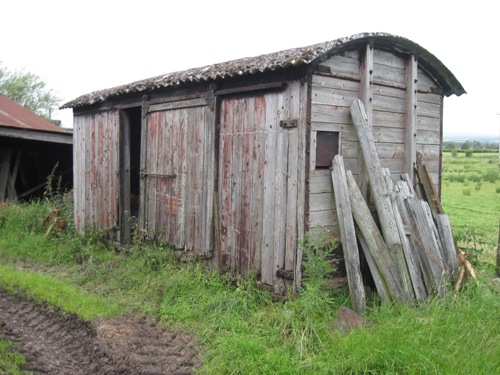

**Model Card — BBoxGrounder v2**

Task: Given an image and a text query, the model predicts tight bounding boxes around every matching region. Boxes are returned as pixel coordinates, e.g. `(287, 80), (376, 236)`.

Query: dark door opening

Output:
(120, 107), (142, 242)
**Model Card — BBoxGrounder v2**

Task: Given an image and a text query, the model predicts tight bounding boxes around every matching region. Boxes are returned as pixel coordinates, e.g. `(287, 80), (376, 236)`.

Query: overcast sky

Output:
(2, 0), (499, 136)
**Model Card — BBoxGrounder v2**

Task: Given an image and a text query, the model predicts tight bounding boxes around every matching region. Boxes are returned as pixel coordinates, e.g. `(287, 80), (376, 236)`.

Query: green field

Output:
(0, 154), (499, 374)
(441, 152), (499, 270)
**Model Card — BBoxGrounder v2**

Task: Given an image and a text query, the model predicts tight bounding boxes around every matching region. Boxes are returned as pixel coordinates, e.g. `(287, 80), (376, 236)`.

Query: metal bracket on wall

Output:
(280, 119), (298, 128)
(139, 171), (177, 179)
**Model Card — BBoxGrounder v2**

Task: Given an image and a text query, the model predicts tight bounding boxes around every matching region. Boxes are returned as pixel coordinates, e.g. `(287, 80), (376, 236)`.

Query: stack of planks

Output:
(332, 99), (462, 313)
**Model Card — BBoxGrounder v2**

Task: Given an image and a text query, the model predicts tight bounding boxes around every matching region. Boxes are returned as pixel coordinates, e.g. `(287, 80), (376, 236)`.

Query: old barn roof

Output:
(0, 95), (72, 144)
(62, 32), (465, 109)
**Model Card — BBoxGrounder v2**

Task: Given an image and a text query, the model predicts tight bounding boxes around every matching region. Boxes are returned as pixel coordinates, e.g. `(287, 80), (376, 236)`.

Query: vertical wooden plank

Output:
(252, 95), (266, 276)
(177, 108), (187, 248)
(219, 98), (234, 272)
(358, 42), (374, 195)
(261, 92), (278, 285)
(119, 110), (131, 243)
(193, 106), (204, 251)
(273, 117), (288, 293)
(139, 103), (148, 233)
(332, 155), (366, 313)
(309, 131), (317, 170)
(239, 96), (254, 274)
(284, 81), (300, 275)
(405, 55), (418, 178)
(7, 150), (22, 200)
(202, 105), (215, 256)
(294, 79), (309, 291)
(436, 214), (459, 279)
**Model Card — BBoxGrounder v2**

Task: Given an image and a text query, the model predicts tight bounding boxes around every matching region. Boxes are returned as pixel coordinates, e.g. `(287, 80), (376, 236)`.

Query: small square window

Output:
(315, 131), (339, 168)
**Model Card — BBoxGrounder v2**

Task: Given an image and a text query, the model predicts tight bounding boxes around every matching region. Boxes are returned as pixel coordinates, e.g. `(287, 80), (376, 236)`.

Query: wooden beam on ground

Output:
(346, 170), (410, 303)
(332, 155), (366, 313)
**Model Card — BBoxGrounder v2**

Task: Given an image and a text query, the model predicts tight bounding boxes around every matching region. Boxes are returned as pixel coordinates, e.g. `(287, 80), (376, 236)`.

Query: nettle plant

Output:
(299, 229), (338, 288)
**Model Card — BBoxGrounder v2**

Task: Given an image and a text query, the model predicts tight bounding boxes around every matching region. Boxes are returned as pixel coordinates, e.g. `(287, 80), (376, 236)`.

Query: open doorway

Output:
(120, 107), (142, 243)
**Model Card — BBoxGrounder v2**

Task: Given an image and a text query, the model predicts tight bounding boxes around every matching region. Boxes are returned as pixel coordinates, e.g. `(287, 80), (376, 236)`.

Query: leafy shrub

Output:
(299, 229), (338, 289)
(462, 189), (471, 196)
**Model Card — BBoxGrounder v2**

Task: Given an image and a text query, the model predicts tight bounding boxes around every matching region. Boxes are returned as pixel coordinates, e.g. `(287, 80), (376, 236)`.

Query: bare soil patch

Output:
(0, 288), (200, 374)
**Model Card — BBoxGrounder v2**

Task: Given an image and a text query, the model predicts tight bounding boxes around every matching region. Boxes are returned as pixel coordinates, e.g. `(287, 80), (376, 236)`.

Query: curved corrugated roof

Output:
(61, 32), (465, 109)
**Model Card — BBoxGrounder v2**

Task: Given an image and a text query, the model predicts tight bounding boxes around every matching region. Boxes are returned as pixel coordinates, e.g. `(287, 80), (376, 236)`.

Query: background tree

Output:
(0, 62), (61, 123)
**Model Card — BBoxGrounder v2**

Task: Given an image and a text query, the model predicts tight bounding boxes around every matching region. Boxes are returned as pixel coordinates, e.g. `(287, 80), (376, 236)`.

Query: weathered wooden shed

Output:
(62, 32), (464, 293)
(0, 95), (73, 202)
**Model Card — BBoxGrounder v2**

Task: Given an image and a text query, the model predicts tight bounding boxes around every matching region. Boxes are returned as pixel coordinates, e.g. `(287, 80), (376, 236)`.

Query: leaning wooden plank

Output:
(356, 229), (391, 304)
(436, 214), (460, 280)
(383, 168), (415, 300)
(404, 197), (446, 297)
(415, 152), (444, 219)
(332, 155), (366, 313)
(393, 180), (429, 302)
(346, 170), (411, 303)
(350, 100), (407, 283)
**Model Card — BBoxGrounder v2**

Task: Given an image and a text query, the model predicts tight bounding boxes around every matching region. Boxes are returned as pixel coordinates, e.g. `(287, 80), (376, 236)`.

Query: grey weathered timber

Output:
(332, 156), (366, 313)
(404, 197), (446, 297)
(358, 43), (374, 196)
(350, 99), (401, 247)
(436, 214), (459, 279)
(356, 231), (391, 303)
(346, 170), (410, 303)
(404, 55), (417, 179)
(351, 99), (411, 300)
(416, 153), (444, 218)
(383, 169), (415, 299)
(393, 180), (429, 302)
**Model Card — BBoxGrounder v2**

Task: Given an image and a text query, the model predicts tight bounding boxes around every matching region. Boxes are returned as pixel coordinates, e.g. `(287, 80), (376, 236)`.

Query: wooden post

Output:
(332, 155), (366, 313)
(358, 42), (374, 197)
(350, 99), (413, 299)
(405, 55), (418, 180)
(0, 147), (12, 203)
(7, 150), (23, 201)
(346, 170), (410, 303)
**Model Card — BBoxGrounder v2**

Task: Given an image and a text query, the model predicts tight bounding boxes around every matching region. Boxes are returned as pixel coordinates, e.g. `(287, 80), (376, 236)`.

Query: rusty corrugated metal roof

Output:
(0, 94), (66, 133)
(62, 32), (466, 109)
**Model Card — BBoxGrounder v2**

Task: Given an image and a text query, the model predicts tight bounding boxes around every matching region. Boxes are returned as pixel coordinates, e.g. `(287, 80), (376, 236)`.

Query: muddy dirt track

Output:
(0, 288), (200, 374)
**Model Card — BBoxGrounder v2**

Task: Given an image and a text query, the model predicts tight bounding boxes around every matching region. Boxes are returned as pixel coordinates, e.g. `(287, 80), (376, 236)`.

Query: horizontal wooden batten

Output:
(146, 98), (208, 113)
(312, 75), (360, 92)
(0, 127), (73, 145)
(215, 81), (285, 96)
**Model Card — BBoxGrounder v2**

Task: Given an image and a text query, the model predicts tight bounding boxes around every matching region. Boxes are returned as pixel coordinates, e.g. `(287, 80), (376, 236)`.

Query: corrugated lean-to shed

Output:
(62, 32), (465, 294)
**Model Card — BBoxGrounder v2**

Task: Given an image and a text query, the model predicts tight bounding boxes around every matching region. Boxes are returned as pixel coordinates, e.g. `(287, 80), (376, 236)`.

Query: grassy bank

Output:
(1, 195), (499, 374)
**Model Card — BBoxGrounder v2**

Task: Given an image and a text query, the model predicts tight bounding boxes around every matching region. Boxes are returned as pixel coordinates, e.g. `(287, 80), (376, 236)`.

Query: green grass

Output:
(442, 152), (500, 270)
(0, 185), (499, 373)
(0, 338), (27, 375)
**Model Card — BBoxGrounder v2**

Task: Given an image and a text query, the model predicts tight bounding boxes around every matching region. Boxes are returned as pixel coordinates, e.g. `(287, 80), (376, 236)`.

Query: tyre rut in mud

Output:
(0, 288), (200, 374)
